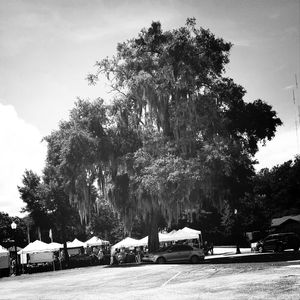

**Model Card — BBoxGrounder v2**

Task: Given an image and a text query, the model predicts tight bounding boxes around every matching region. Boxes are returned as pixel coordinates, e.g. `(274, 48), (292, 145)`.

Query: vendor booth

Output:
(137, 232), (178, 246)
(66, 238), (86, 256)
(137, 227), (202, 248)
(111, 237), (139, 251)
(18, 240), (57, 264)
(85, 236), (110, 256)
(0, 245), (9, 276)
(112, 227), (202, 250)
(85, 236), (109, 247)
(174, 227), (202, 243)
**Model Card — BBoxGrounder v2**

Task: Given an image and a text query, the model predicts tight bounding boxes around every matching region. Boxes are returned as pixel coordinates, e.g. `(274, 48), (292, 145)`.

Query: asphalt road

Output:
(1, 257), (300, 299)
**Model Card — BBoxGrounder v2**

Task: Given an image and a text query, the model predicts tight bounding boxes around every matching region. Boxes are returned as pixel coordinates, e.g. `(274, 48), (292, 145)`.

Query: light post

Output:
(11, 221), (19, 276)
(234, 209), (241, 254)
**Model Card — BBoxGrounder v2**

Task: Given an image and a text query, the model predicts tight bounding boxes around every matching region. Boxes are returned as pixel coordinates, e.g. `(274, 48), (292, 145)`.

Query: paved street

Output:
(1, 254), (300, 300)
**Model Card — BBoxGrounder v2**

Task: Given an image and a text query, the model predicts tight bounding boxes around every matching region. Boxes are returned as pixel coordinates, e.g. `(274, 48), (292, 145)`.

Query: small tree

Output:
(18, 170), (51, 240)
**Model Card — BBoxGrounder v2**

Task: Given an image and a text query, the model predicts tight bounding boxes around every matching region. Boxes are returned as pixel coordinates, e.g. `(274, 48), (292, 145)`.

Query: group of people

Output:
(9, 239), (214, 275)
(110, 247), (144, 265)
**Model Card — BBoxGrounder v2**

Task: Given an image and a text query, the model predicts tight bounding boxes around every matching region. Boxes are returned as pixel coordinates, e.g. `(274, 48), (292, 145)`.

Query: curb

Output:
(203, 251), (300, 264)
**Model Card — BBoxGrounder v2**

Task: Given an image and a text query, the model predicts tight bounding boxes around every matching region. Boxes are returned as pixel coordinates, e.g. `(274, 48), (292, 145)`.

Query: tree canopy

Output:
(0, 212), (28, 248)
(43, 18), (281, 251)
(253, 156), (300, 218)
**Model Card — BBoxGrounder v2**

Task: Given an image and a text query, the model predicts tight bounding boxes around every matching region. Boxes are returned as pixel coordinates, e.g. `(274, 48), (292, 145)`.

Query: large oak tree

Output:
(46, 19), (282, 251)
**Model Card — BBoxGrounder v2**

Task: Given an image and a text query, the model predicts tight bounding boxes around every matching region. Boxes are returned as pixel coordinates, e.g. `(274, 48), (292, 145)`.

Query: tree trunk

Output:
(148, 211), (159, 252)
(37, 226), (41, 241)
(162, 102), (172, 139)
(234, 211), (241, 254)
(63, 241), (69, 266)
(27, 224), (31, 243)
(61, 221), (69, 266)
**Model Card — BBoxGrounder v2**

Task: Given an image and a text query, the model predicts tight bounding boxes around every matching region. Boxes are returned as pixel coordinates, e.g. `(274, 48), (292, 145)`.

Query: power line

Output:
(293, 89), (296, 104)
(292, 73), (299, 153)
(296, 120), (299, 153)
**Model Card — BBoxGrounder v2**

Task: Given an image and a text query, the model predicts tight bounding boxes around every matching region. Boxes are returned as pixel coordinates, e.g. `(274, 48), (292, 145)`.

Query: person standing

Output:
(110, 247), (116, 265)
(135, 247), (141, 264)
(97, 249), (104, 263)
(11, 258), (16, 276)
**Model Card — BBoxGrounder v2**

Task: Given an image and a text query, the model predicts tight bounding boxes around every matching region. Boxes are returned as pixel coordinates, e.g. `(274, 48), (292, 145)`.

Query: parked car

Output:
(142, 244), (205, 264)
(255, 233), (300, 253)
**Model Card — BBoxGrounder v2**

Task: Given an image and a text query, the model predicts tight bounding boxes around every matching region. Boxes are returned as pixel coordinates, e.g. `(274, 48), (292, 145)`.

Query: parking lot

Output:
(1, 252), (300, 300)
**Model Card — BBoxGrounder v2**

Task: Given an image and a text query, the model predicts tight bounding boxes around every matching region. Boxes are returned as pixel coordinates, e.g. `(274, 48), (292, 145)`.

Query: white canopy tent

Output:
(18, 240), (53, 254)
(179, 227), (201, 235)
(0, 245), (9, 255)
(48, 242), (63, 251)
(0, 245), (9, 270)
(85, 236), (109, 247)
(174, 227), (201, 240)
(66, 238), (86, 256)
(67, 238), (86, 248)
(111, 237), (139, 251)
(136, 227), (202, 247)
(137, 232), (177, 246)
(18, 240), (58, 264)
(111, 227), (202, 251)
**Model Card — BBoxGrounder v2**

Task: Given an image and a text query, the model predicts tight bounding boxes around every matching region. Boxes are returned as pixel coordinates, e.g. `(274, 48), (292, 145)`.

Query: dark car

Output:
(255, 233), (300, 253)
(142, 244), (205, 264)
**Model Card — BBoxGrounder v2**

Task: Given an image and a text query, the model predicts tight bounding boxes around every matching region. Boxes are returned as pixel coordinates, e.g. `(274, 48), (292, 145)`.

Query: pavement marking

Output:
(161, 271), (182, 287)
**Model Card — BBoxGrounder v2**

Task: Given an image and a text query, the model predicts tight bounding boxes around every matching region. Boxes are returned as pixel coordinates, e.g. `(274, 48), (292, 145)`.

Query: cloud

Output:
(283, 85), (294, 90)
(231, 39), (252, 47)
(255, 127), (299, 170)
(269, 13), (280, 19)
(0, 102), (47, 216)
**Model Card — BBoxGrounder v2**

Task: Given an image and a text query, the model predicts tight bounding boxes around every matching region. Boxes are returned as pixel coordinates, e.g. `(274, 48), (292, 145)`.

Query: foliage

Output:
(18, 170), (51, 231)
(253, 156), (300, 218)
(88, 198), (124, 244)
(42, 18), (281, 251)
(18, 169), (86, 244)
(219, 155), (300, 238)
(0, 212), (28, 247)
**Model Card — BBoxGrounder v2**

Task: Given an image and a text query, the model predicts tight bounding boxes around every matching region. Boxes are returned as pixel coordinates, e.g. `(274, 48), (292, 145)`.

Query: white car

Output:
(142, 244), (205, 264)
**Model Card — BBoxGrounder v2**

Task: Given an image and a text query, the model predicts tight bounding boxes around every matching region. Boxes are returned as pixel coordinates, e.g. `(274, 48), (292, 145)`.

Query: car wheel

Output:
(190, 255), (200, 264)
(276, 244), (284, 252)
(157, 257), (166, 264)
(258, 246), (263, 253)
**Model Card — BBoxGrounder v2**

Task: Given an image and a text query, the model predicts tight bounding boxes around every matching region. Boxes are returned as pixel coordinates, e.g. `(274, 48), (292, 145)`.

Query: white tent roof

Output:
(137, 232), (176, 246)
(18, 240), (53, 254)
(180, 227), (201, 235)
(85, 236), (109, 247)
(0, 245), (9, 254)
(67, 238), (86, 248)
(271, 215), (300, 227)
(136, 227), (201, 246)
(48, 242), (63, 251)
(174, 227), (201, 239)
(111, 237), (139, 250)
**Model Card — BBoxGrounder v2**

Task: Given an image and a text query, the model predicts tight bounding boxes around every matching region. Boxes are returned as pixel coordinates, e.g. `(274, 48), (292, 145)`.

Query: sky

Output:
(0, 0), (299, 216)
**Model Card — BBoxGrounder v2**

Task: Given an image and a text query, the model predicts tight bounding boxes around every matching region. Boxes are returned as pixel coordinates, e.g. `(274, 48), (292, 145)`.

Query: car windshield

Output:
(153, 246), (172, 253)
(152, 244), (195, 253)
(264, 235), (275, 241)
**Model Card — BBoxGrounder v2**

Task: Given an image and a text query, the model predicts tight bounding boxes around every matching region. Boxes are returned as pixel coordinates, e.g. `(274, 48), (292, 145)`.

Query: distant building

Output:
(270, 215), (300, 236)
